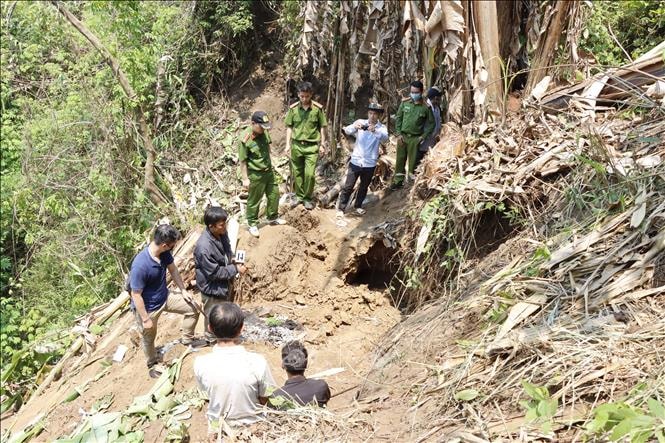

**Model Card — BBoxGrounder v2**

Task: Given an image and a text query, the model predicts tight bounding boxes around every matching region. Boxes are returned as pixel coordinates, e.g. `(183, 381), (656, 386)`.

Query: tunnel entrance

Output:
(344, 241), (398, 291)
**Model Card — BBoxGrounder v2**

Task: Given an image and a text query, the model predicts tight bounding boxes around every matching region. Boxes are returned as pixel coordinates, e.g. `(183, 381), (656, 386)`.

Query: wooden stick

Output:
(25, 291), (130, 406)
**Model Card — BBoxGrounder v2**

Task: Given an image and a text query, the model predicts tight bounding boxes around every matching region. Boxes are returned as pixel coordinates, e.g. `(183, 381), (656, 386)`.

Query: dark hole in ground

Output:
(345, 241), (399, 290)
(468, 208), (520, 260)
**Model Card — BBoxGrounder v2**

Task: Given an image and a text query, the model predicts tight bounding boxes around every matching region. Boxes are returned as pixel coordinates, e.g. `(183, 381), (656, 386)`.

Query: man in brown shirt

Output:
(271, 341), (330, 407)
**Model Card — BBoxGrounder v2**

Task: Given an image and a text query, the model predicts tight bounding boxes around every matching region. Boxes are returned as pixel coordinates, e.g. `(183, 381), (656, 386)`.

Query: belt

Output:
(293, 139), (319, 145)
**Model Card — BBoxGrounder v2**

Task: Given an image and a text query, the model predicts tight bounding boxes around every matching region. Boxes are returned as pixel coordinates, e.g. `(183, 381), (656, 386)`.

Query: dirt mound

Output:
(283, 206), (321, 232)
(238, 202), (401, 343)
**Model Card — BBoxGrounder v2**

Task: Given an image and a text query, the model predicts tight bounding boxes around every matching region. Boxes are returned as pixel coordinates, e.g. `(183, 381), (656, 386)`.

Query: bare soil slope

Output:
(6, 192), (409, 441)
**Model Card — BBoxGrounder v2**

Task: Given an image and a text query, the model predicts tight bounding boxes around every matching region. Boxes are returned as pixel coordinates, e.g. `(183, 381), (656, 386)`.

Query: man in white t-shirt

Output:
(194, 302), (276, 438)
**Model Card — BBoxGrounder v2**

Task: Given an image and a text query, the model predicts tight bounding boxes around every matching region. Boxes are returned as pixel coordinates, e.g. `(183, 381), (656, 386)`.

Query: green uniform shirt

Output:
(284, 102), (328, 143)
(395, 99), (435, 138)
(238, 129), (272, 172)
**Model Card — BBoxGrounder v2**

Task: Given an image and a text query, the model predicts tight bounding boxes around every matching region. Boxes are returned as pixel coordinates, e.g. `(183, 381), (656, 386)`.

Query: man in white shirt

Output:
(337, 103), (389, 216)
(194, 302), (276, 438)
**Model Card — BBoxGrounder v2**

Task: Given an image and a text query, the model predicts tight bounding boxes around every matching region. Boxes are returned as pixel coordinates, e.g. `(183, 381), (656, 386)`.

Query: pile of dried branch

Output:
(369, 87), (664, 439)
(217, 407), (380, 443)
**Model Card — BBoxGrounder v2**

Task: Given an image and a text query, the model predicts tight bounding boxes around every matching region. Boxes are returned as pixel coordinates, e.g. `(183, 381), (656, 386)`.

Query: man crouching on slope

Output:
(129, 224), (204, 378)
(194, 302), (276, 440)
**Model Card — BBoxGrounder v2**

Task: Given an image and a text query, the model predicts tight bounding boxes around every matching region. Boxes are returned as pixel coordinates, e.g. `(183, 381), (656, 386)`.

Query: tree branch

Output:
(50, 1), (168, 207)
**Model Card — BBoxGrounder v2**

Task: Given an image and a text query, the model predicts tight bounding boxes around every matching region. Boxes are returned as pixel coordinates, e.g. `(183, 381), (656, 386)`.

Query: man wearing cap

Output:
(336, 103), (389, 217)
(285, 81), (328, 210)
(391, 80), (435, 189)
(416, 86), (445, 167)
(270, 341), (330, 408)
(238, 111), (286, 238)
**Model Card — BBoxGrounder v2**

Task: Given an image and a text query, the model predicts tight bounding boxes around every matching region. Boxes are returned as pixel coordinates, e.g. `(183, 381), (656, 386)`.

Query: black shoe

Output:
(181, 337), (207, 349)
(148, 363), (167, 379)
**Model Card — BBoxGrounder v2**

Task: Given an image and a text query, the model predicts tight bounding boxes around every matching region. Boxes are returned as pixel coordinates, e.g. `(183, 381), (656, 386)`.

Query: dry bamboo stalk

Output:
(25, 291), (130, 406)
(472, 0), (503, 115)
(524, 1), (572, 96)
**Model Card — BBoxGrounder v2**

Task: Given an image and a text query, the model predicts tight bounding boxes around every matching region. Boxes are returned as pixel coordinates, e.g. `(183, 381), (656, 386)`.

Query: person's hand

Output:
(242, 178), (250, 188)
(142, 317), (154, 330)
(368, 123), (376, 132)
(354, 122), (364, 130)
(397, 134), (404, 144)
(236, 264), (248, 274)
(379, 146), (386, 156)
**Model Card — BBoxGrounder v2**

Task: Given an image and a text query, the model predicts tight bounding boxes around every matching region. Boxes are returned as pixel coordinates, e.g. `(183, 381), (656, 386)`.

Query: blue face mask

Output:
(410, 93), (422, 101)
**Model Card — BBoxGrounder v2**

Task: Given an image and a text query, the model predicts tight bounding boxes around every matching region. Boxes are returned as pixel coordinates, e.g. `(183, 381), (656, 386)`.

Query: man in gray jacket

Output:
(194, 206), (247, 343)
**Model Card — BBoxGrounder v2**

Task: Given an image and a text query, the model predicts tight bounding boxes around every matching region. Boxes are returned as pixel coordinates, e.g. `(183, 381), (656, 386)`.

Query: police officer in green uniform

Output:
(238, 111), (286, 238)
(285, 81), (328, 210)
(391, 80), (435, 189)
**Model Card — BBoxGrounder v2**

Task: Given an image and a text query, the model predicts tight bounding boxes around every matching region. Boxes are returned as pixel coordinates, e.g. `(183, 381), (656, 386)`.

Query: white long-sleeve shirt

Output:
(343, 119), (389, 168)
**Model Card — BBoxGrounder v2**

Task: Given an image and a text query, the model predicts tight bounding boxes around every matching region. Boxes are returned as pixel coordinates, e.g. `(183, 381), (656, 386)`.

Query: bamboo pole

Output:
(25, 291), (131, 406)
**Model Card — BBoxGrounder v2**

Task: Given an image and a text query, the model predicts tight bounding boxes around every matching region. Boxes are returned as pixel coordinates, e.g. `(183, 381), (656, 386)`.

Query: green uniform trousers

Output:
(290, 140), (319, 202)
(393, 134), (421, 185)
(246, 169), (279, 226)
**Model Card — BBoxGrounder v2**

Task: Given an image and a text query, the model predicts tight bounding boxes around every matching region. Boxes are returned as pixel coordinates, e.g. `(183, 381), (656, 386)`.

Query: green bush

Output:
(580, 1), (665, 67)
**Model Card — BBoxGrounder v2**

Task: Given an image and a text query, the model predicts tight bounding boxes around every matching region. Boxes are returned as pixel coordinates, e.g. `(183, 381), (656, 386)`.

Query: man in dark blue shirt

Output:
(129, 224), (202, 378)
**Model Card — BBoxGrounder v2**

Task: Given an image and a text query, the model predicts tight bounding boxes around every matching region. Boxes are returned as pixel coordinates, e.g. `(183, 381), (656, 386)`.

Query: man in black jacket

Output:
(194, 206), (247, 343)
(270, 341), (330, 408)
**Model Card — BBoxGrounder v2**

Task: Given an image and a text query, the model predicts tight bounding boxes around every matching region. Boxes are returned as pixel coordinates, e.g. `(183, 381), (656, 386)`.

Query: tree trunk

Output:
(50, 1), (168, 206)
(524, 1), (572, 96)
(473, 0), (504, 115)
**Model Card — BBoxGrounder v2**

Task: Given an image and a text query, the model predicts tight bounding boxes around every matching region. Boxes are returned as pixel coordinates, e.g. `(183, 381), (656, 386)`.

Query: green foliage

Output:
(454, 389), (480, 402)
(265, 316), (283, 327)
(586, 399), (665, 442)
(524, 245), (551, 277)
(520, 380), (558, 434)
(274, 0), (305, 74)
(268, 394), (298, 410)
(580, 1), (665, 67)
(186, 0), (257, 99)
(485, 292), (514, 324)
(481, 200), (525, 228)
(0, 294), (64, 414)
